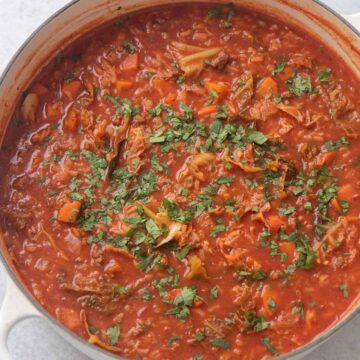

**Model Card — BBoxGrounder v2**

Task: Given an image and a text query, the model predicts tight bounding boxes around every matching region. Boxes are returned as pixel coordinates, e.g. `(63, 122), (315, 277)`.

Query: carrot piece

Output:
(346, 215), (359, 222)
(279, 242), (296, 263)
(62, 80), (83, 100)
(115, 80), (133, 92)
(204, 81), (228, 100)
(45, 102), (62, 119)
(63, 109), (78, 132)
(30, 82), (48, 96)
(316, 151), (337, 166)
(338, 184), (355, 202)
(152, 78), (173, 95)
(305, 308), (316, 329)
(121, 54), (139, 71)
(256, 76), (278, 97)
(330, 197), (342, 212)
(164, 92), (176, 105)
(198, 104), (218, 116)
(71, 227), (82, 237)
(278, 66), (293, 81)
(58, 201), (81, 223)
(267, 215), (287, 233)
(261, 285), (277, 317)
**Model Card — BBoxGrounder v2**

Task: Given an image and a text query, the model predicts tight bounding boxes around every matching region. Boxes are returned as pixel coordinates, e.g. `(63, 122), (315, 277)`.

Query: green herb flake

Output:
(339, 283), (349, 298)
(166, 335), (180, 348)
(208, 5), (221, 18)
(247, 130), (268, 145)
(318, 68), (332, 82)
(278, 204), (296, 217)
(143, 288), (153, 301)
(210, 286), (218, 299)
(323, 137), (349, 152)
(261, 337), (279, 355)
(210, 224), (227, 237)
(210, 338), (230, 349)
(268, 297), (276, 310)
(274, 60), (285, 75)
(123, 39), (137, 54)
(106, 323), (121, 346)
(176, 244), (192, 261)
(287, 75), (313, 96)
(195, 331), (206, 341)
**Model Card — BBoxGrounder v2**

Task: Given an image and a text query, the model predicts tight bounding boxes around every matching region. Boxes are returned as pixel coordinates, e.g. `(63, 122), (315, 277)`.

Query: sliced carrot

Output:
(71, 227), (83, 237)
(316, 151), (337, 166)
(267, 215), (287, 233)
(121, 53), (139, 71)
(346, 215), (359, 222)
(262, 285), (278, 317)
(198, 104), (218, 116)
(30, 82), (48, 96)
(204, 81), (228, 100)
(45, 102), (62, 119)
(115, 79), (133, 92)
(58, 201), (82, 223)
(330, 197), (342, 212)
(62, 80), (83, 100)
(256, 76), (278, 97)
(279, 242), (296, 263)
(152, 78), (173, 95)
(278, 66), (293, 81)
(338, 184), (355, 202)
(164, 92), (176, 105)
(63, 109), (78, 132)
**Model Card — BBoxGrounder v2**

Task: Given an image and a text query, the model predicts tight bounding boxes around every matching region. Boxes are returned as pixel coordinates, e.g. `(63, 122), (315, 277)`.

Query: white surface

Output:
(0, 0), (360, 359)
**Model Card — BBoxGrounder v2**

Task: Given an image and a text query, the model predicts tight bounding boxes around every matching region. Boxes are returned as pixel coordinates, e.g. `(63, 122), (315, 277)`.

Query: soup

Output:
(1, 3), (360, 359)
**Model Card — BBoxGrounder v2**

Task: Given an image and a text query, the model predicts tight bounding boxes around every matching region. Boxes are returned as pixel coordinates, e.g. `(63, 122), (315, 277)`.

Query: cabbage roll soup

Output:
(1, 3), (360, 360)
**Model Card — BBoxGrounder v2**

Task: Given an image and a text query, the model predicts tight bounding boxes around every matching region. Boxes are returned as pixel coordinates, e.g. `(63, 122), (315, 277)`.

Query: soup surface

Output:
(1, 3), (360, 359)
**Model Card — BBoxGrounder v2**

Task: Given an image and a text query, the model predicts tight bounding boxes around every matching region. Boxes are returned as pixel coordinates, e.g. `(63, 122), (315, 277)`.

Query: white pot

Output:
(0, 1), (359, 359)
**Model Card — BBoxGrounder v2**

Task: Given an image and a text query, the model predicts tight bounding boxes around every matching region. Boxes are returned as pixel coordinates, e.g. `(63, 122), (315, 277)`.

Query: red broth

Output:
(1, 3), (360, 359)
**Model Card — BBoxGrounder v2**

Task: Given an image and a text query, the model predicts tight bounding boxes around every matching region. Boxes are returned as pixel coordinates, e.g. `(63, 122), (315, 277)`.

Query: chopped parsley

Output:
(176, 244), (192, 261)
(274, 60), (286, 74)
(238, 269), (267, 281)
(318, 68), (332, 82)
(210, 224), (228, 237)
(278, 204), (296, 217)
(166, 335), (180, 347)
(287, 75), (313, 96)
(244, 312), (270, 332)
(106, 323), (120, 346)
(123, 39), (137, 54)
(210, 338), (230, 349)
(261, 337), (279, 355)
(323, 137), (349, 152)
(339, 283), (349, 298)
(210, 286), (218, 299)
(165, 286), (200, 321)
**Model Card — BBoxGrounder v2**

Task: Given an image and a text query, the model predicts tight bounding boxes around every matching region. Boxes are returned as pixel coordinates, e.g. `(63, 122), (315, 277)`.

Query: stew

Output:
(1, 3), (360, 359)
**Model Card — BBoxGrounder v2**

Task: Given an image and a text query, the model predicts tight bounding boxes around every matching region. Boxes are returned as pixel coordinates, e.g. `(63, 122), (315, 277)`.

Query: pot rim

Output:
(0, 1), (359, 359)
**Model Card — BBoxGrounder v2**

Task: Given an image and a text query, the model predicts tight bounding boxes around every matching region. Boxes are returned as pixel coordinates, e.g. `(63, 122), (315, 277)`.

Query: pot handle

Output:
(344, 13), (360, 31)
(0, 274), (43, 360)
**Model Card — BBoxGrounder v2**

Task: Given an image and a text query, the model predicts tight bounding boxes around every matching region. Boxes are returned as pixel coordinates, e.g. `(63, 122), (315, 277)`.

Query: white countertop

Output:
(0, 1), (359, 359)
